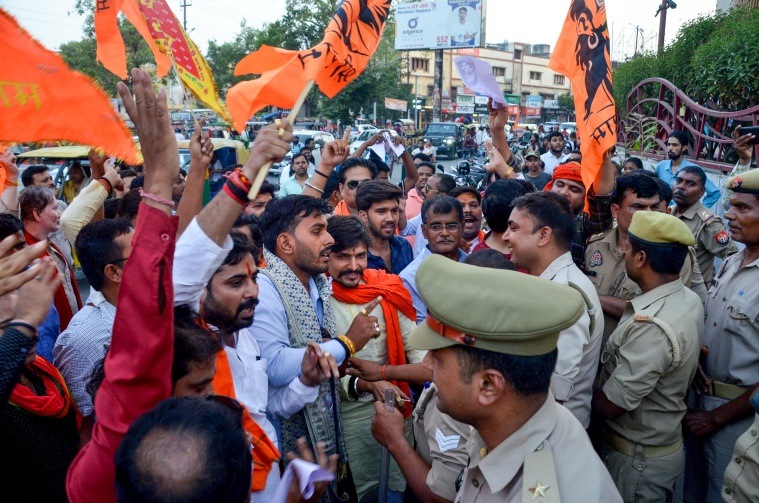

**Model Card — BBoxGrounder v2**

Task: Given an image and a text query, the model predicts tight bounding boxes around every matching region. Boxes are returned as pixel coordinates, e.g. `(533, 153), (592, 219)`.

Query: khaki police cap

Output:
(628, 211), (695, 247)
(726, 168), (759, 195)
(409, 255), (586, 356)
(525, 150), (540, 159)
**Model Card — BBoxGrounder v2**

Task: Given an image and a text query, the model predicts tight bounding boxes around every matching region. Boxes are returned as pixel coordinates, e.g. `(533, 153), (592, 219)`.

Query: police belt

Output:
(707, 380), (748, 401)
(605, 432), (682, 459)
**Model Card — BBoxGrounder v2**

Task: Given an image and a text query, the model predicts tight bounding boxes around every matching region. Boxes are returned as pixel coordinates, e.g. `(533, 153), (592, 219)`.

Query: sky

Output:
(1, 0), (719, 61)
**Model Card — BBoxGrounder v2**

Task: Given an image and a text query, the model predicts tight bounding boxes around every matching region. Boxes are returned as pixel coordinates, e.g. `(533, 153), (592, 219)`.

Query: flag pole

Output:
(247, 80), (315, 200)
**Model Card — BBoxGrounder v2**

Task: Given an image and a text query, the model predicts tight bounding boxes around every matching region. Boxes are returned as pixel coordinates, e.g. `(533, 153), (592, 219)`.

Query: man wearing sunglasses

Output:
(333, 157), (378, 216)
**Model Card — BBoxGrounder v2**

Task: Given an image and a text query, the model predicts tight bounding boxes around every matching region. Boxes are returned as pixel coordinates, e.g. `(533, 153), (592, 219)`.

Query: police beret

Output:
(726, 168), (759, 194)
(628, 211), (695, 247)
(409, 255), (585, 356)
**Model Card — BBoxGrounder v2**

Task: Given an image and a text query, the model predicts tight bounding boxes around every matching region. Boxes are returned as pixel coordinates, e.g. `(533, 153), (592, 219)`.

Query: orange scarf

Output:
(331, 269), (416, 418)
(333, 200), (351, 216)
(213, 350), (281, 492)
(10, 355), (79, 421)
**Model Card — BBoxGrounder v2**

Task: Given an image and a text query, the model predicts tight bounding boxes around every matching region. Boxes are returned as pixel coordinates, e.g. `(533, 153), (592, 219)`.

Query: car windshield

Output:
(561, 123), (576, 130)
(426, 124), (457, 135)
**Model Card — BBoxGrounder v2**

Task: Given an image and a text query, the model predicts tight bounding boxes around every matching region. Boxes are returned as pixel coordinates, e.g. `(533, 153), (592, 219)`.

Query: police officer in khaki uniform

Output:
(722, 389), (759, 502)
(404, 255), (622, 503)
(683, 167), (759, 503)
(585, 173), (707, 343)
(592, 211), (703, 502)
(672, 165), (737, 285)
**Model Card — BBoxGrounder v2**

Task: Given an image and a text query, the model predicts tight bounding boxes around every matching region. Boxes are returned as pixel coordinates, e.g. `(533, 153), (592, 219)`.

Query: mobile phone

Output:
(738, 126), (759, 145)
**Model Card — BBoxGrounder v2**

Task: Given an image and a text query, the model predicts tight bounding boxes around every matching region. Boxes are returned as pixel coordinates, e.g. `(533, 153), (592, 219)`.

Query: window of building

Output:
(427, 85), (434, 97)
(529, 71), (542, 81)
(514, 49), (523, 60)
(554, 75), (565, 85)
(411, 58), (429, 73)
(492, 66), (506, 77)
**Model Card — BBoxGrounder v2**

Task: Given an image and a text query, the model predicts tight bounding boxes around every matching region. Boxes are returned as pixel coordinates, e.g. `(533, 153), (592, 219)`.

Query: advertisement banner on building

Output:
(507, 105), (520, 115)
(395, 0), (485, 51)
(522, 106), (541, 117)
(526, 95), (542, 108)
(384, 98), (408, 111)
(456, 94), (475, 114)
(504, 94), (520, 105)
(543, 99), (559, 109)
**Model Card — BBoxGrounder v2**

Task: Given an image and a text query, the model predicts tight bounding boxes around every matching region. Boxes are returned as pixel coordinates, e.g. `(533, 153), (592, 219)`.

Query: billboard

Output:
(395, 1), (485, 51)
(385, 98), (408, 111)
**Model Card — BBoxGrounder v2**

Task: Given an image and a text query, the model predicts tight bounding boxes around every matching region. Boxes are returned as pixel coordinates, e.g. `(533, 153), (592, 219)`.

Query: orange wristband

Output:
(381, 365), (387, 381)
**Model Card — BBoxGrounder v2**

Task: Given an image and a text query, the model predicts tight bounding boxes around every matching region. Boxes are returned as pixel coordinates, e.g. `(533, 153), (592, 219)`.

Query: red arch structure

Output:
(618, 78), (759, 174)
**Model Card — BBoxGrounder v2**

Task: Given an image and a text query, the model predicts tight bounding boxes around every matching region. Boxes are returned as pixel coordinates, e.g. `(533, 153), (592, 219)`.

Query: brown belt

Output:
(605, 432), (682, 459)
(707, 380), (748, 401)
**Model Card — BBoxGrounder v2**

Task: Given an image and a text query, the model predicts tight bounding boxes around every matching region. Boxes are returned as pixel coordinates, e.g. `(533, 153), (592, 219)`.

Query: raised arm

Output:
(176, 119), (213, 236)
(0, 149), (20, 218)
(350, 130), (386, 159)
(301, 128), (351, 198)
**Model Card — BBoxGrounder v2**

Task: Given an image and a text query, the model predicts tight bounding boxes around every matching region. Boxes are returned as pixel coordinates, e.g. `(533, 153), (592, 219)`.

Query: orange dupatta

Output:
(213, 350), (281, 492)
(331, 269), (416, 417)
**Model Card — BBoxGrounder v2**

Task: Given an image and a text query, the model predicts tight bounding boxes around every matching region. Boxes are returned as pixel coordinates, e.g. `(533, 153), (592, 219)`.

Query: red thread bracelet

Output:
(381, 365), (387, 381)
(223, 183), (247, 206)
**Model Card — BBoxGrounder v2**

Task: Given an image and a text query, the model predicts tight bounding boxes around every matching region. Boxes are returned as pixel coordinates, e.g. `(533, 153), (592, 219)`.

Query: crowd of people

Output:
(1, 67), (758, 503)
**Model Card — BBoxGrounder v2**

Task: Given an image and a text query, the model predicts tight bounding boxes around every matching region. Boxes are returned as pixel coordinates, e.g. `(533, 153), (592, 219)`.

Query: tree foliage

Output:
(613, 6), (759, 113)
(557, 93), (574, 116)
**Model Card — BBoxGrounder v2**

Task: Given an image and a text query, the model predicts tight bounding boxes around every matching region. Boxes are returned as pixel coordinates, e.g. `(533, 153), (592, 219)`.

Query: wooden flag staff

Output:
(247, 80), (315, 200)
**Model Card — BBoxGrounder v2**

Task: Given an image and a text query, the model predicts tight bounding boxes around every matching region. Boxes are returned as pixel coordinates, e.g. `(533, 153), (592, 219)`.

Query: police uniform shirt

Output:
(454, 393), (621, 503)
(703, 248), (759, 388)
(673, 202), (737, 285)
(598, 280), (703, 445)
(722, 413), (759, 502)
(413, 384), (470, 501)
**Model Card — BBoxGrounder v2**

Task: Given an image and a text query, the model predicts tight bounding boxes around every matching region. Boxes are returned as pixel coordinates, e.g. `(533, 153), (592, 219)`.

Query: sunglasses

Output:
(346, 179), (370, 190)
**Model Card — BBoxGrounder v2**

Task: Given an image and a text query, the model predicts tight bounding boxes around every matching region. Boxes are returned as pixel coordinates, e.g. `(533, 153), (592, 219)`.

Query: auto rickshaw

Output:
(176, 138), (249, 201)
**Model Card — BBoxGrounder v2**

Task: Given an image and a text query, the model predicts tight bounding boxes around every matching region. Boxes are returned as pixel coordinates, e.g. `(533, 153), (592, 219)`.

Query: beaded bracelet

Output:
(139, 188), (174, 208)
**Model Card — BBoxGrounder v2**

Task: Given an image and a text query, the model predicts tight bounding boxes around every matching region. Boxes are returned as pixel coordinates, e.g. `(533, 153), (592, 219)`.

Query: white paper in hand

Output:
(454, 56), (507, 108)
(271, 458), (335, 503)
(370, 141), (387, 161)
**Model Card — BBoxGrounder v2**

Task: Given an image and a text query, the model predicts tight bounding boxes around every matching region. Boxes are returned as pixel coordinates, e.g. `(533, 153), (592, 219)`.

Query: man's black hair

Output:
(421, 194), (463, 225)
(677, 165), (707, 188)
(233, 214), (263, 250)
(120, 168), (138, 180)
(0, 213), (24, 241)
(612, 173), (661, 206)
(75, 218), (133, 291)
(337, 157), (378, 184)
(172, 304), (223, 384)
(624, 157), (644, 170)
(511, 192), (574, 251)
(547, 131), (564, 143)
(115, 396), (251, 503)
(431, 173), (456, 194)
(327, 215), (370, 254)
(118, 189), (142, 222)
(449, 185), (482, 203)
(669, 130), (690, 148)
(482, 179), (536, 233)
(628, 235), (688, 276)
(258, 181), (277, 198)
(452, 346), (558, 396)
(463, 249), (516, 271)
(20, 165), (50, 187)
(655, 177), (674, 205)
(416, 161), (436, 173)
(260, 195), (332, 253)
(130, 175), (145, 190)
(321, 170), (341, 201)
(355, 180), (403, 213)
(221, 231), (258, 268)
(104, 198), (121, 219)
(412, 153), (431, 163)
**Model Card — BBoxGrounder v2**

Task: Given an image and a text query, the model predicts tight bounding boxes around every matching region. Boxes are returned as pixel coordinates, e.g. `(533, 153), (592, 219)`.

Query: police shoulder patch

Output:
(588, 250), (603, 267)
(715, 230), (729, 245)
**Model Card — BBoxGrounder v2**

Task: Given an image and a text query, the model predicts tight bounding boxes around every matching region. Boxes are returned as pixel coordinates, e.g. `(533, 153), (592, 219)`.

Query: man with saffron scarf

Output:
(326, 215), (425, 501)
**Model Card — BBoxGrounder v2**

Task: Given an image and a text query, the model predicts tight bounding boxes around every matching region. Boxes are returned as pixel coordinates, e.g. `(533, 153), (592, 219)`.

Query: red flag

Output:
(0, 9), (140, 164)
(548, 0), (616, 192)
(227, 0), (392, 132)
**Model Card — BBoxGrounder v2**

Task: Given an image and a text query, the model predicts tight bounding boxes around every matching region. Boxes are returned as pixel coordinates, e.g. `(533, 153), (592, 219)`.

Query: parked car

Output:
(349, 124), (378, 141)
(422, 122), (465, 160)
(349, 129), (382, 154)
(560, 122), (577, 135)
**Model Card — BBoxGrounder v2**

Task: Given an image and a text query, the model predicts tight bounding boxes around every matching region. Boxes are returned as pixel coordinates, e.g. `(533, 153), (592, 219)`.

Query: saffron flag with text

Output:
(0, 9), (141, 164)
(227, 0), (392, 132)
(94, 0), (232, 124)
(548, 0), (616, 191)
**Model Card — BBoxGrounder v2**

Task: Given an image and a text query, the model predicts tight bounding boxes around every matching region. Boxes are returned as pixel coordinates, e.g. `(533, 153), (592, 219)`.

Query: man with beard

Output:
(503, 191), (603, 429)
(449, 186), (484, 251)
(325, 215), (424, 501)
(672, 166), (736, 285)
(172, 122), (339, 499)
(279, 152), (311, 196)
(405, 162), (435, 220)
(356, 180), (413, 275)
(540, 131), (568, 175)
(656, 130), (720, 208)
(683, 168), (759, 503)
(400, 195), (468, 325)
(251, 194), (385, 485)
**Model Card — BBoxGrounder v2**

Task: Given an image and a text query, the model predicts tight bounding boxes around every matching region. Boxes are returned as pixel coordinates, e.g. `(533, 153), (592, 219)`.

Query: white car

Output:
(349, 124), (378, 140)
(349, 130), (381, 154)
(272, 129), (335, 175)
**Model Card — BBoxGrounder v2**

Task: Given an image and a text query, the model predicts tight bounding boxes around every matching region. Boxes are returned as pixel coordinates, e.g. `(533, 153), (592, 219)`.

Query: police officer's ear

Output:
(476, 368), (508, 407)
(611, 202), (620, 220)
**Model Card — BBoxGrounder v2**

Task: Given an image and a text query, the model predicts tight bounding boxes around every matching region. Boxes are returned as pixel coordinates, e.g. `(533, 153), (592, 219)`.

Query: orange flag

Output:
(227, 0), (392, 132)
(0, 9), (140, 164)
(94, 0), (231, 124)
(548, 0), (616, 192)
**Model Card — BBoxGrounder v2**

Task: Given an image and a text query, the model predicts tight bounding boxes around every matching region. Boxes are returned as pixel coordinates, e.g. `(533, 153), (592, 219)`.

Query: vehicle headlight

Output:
(445, 138), (454, 144)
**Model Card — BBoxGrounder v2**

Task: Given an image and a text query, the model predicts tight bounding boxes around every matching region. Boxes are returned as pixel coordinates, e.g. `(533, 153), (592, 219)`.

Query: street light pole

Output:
(657, 0), (668, 53)
(414, 74), (419, 131)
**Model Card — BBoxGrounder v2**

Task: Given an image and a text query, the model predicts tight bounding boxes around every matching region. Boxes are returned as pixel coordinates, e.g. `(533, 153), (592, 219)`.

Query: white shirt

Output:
(539, 252), (604, 429)
(540, 151), (568, 175)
